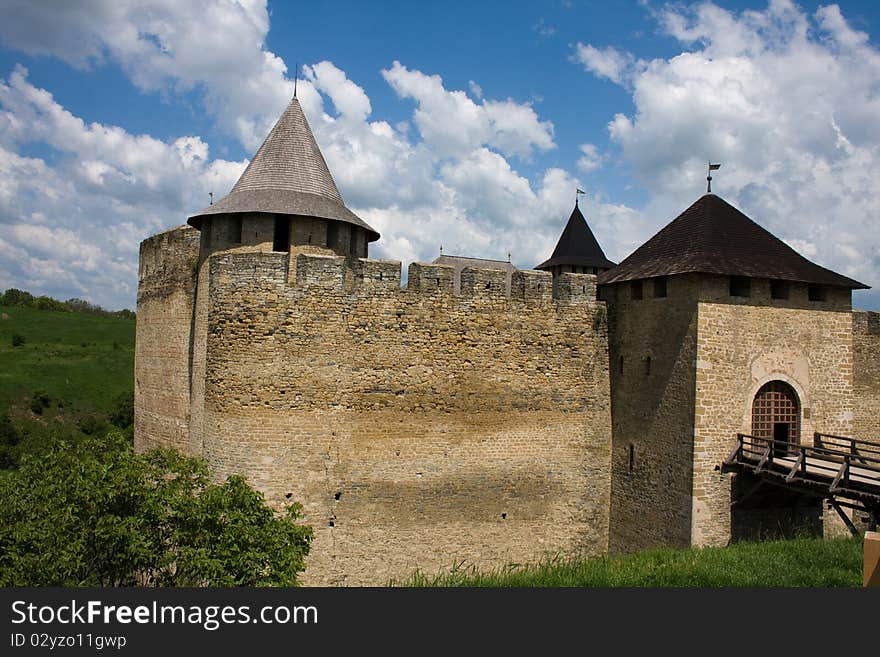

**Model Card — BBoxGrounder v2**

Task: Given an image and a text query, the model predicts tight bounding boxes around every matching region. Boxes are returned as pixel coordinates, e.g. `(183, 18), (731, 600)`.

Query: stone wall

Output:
(693, 277), (855, 545)
(134, 225), (200, 454)
(605, 274), (701, 553)
(196, 252), (613, 585)
(853, 310), (880, 442)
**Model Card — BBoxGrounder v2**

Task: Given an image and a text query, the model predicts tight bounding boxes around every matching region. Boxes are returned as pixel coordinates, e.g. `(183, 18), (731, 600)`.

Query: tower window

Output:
(771, 280), (789, 300)
(272, 215), (289, 252)
(730, 276), (750, 297)
(631, 280), (643, 301)
(653, 276), (667, 298)
(327, 222), (339, 249)
(808, 284), (827, 302)
(618, 355), (624, 374)
(643, 356), (652, 376)
(628, 444), (635, 473)
(230, 216), (242, 244)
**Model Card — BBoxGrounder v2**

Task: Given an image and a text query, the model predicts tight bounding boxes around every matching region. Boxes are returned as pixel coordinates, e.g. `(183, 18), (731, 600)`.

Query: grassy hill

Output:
(0, 305), (135, 458)
(400, 536), (863, 587)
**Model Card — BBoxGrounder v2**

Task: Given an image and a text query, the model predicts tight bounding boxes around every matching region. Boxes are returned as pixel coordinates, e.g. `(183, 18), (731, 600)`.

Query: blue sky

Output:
(0, 0), (878, 310)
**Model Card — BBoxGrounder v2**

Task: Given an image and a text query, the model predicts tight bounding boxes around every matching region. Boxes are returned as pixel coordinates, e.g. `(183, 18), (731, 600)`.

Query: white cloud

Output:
(592, 0), (880, 299)
(574, 43), (642, 85)
(577, 143), (603, 172)
(0, 67), (245, 309)
(382, 61), (555, 159)
(0, 0), (293, 151)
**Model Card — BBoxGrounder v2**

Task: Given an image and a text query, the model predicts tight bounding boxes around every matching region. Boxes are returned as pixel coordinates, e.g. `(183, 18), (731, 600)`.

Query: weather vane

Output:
(294, 62), (298, 98)
(576, 188), (585, 206)
(707, 162), (721, 193)
(209, 191), (213, 205)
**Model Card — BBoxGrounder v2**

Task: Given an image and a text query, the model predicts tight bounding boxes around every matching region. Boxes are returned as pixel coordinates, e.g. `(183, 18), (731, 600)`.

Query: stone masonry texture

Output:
(135, 224), (880, 584)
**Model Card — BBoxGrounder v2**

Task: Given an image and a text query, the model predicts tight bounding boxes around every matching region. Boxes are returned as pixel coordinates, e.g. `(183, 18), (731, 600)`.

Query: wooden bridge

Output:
(722, 432), (880, 534)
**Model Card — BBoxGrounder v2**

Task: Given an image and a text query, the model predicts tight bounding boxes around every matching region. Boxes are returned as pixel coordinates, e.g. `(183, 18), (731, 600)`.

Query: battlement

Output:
(138, 225), (199, 286)
(206, 250), (603, 308)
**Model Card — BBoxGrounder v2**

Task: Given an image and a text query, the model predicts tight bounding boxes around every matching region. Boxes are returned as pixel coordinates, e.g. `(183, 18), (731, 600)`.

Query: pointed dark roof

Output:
(188, 97), (379, 241)
(598, 194), (868, 288)
(535, 202), (616, 270)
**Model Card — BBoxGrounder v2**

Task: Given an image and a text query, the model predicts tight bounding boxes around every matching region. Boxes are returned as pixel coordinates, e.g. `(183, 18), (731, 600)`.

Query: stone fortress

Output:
(135, 96), (880, 585)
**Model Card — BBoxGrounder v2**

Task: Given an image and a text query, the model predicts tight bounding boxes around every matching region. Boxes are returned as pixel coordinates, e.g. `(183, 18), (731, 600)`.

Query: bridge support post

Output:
(865, 531), (880, 587)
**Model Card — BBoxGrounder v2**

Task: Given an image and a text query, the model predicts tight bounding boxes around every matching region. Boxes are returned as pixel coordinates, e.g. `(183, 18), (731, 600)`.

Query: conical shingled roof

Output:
(598, 194), (868, 289)
(188, 97), (379, 241)
(535, 202), (616, 270)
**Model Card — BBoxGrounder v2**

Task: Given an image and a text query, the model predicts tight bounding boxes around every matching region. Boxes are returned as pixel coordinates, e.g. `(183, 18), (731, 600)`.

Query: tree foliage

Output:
(0, 431), (313, 586)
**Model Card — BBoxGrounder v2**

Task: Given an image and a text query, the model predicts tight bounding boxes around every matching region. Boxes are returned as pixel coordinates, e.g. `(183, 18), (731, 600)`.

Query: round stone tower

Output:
(187, 96), (379, 267)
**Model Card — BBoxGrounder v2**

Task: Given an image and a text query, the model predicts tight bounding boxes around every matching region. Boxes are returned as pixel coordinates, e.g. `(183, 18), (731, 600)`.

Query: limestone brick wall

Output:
(134, 225), (200, 454)
(198, 252), (612, 585)
(853, 310), (880, 442)
(693, 277), (855, 545)
(605, 274), (701, 553)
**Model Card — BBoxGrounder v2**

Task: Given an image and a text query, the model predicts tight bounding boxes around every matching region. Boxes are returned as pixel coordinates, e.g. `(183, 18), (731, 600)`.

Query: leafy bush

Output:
(11, 333), (25, 347)
(0, 432), (313, 586)
(77, 414), (107, 436)
(29, 390), (51, 415)
(0, 413), (22, 469)
(1, 288), (34, 307)
(109, 391), (134, 429)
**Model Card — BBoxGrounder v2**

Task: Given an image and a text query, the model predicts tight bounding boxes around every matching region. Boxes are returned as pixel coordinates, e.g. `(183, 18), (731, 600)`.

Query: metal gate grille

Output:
(751, 381), (800, 448)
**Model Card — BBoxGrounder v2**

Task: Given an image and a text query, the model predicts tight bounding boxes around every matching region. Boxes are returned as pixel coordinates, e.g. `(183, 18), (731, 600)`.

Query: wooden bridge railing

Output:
(725, 433), (880, 500)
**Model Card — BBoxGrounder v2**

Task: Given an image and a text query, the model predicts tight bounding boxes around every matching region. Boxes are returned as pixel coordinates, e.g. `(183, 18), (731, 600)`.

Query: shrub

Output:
(109, 391), (134, 429)
(0, 432), (313, 586)
(0, 413), (21, 469)
(77, 414), (107, 436)
(29, 390), (51, 415)
(11, 333), (25, 347)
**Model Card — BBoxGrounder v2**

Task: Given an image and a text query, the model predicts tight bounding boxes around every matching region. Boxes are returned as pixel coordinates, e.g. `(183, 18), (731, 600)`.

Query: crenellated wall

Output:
(134, 225), (200, 454)
(191, 251), (612, 585)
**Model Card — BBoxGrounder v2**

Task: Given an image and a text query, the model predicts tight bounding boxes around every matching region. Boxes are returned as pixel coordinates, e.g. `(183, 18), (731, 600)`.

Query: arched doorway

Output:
(732, 380), (818, 542)
(751, 380), (800, 457)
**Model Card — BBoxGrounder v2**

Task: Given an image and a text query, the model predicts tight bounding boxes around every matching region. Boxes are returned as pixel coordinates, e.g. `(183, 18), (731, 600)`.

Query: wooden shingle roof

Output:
(188, 97), (379, 241)
(535, 203), (616, 271)
(598, 194), (868, 289)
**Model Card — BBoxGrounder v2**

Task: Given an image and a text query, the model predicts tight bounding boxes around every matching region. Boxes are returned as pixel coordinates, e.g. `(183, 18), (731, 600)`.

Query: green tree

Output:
(0, 431), (312, 586)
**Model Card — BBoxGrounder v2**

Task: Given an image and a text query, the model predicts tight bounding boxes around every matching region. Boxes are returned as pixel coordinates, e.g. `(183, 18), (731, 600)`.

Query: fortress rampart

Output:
(136, 227), (613, 584)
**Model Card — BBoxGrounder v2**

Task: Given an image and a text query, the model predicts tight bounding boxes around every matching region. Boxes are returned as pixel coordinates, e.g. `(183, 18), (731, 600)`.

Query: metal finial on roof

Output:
(209, 191), (213, 205)
(707, 162), (721, 193)
(507, 252), (511, 262)
(294, 62), (298, 98)
(439, 245), (443, 255)
(576, 188), (585, 206)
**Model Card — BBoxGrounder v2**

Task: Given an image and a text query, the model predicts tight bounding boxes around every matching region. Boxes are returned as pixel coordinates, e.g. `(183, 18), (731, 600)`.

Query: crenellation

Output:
(295, 252), (346, 289)
(510, 269), (553, 303)
(406, 262), (455, 295)
(353, 258), (402, 291)
(555, 272), (598, 304)
(459, 267), (509, 300)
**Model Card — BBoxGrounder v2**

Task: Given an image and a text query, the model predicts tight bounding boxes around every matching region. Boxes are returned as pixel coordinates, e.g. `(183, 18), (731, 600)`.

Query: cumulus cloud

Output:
(0, 67), (245, 309)
(0, 0), (293, 151)
(574, 43), (643, 85)
(580, 0), (880, 305)
(382, 61), (555, 159)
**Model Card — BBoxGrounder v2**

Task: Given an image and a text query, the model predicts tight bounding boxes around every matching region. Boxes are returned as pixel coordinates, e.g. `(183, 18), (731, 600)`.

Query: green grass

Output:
(0, 305), (135, 419)
(399, 537), (863, 587)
